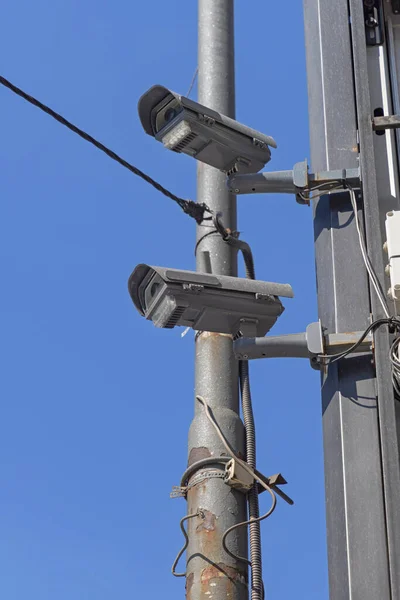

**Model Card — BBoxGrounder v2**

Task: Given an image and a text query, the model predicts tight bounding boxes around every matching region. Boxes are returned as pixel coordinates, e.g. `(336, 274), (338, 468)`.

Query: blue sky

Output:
(0, 1), (327, 598)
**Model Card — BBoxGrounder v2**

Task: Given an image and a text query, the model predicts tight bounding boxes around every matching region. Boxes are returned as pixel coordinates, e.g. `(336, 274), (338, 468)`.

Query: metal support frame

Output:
(374, 114), (400, 129)
(349, 1), (400, 595)
(186, 2), (249, 600)
(227, 160), (360, 204)
(233, 322), (373, 367)
(303, 0), (400, 598)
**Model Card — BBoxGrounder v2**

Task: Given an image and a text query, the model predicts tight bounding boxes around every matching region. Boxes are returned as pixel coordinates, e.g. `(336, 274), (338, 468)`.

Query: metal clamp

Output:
(373, 115), (400, 131)
(171, 469), (226, 498)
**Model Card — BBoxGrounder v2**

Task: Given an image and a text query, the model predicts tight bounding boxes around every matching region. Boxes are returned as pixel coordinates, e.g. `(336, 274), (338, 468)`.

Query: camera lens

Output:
(164, 108), (177, 123)
(150, 282), (160, 297)
(144, 274), (164, 311)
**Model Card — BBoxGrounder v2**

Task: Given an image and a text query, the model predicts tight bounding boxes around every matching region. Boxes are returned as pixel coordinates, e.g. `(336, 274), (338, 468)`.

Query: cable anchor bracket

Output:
(233, 320), (373, 370)
(227, 159), (360, 205)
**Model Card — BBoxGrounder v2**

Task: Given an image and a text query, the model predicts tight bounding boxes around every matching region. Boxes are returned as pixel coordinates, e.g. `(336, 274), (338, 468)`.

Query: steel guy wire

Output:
(0, 74), (211, 224)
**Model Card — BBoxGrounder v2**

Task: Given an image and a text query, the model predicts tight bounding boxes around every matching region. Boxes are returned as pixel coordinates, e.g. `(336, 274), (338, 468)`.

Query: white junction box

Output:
(385, 210), (400, 309)
(224, 459), (254, 493)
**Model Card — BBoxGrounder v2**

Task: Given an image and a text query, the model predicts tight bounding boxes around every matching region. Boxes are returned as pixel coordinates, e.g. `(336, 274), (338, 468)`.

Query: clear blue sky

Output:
(0, 1), (327, 598)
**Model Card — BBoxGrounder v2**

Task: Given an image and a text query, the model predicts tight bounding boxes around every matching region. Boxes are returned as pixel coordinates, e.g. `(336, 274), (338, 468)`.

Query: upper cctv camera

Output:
(137, 85), (277, 175)
(128, 264), (293, 337)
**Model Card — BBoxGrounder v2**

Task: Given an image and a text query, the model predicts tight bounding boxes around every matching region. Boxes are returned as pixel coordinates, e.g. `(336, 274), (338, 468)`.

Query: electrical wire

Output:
(346, 184), (390, 318)
(390, 336), (400, 397)
(321, 316), (400, 396)
(195, 397), (276, 499)
(0, 74), (211, 224)
(196, 395), (275, 600)
(239, 360), (263, 600)
(299, 180), (391, 319)
(213, 213), (255, 280)
(297, 184), (344, 203)
(212, 213), (265, 600)
(186, 67), (199, 98)
(221, 495), (276, 567)
(321, 318), (399, 363)
(171, 511), (203, 577)
(194, 228), (219, 257)
(304, 181), (400, 393)
(321, 313), (400, 401)
(233, 232), (263, 600)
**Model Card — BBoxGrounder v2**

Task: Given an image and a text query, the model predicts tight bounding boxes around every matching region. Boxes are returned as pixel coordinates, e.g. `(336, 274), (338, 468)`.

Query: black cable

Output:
(213, 213), (256, 279)
(0, 74), (211, 224)
(322, 318), (400, 364)
(214, 212), (264, 600)
(194, 228), (219, 256)
(171, 512), (202, 577)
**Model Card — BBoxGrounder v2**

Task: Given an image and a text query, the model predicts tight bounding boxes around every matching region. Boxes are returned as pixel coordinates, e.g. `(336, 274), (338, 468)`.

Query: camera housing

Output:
(128, 264), (293, 336)
(137, 85), (277, 175)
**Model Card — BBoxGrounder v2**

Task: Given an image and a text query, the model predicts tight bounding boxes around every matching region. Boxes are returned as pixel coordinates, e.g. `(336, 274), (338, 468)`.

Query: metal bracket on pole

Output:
(392, 0), (400, 15)
(233, 320), (373, 370)
(373, 114), (400, 131)
(227, 159), (360, 205)
(363, 0), (384, 46)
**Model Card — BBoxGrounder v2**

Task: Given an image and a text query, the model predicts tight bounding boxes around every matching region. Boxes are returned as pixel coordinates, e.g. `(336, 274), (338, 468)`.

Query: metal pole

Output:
(185, 2), (249, 600)
(303, 1), (400, 598)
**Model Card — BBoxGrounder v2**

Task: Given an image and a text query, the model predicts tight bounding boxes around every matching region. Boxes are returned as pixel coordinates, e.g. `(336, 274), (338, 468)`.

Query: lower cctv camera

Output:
(128, 264), (293, 337)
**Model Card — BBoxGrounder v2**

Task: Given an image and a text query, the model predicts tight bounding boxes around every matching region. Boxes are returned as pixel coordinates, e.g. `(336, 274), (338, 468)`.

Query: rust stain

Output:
(196, 510), (216, 533)
(192, 507), (220, 557)
(201, 563), (247, 597)
(188, 446), (211, 465)
(197, 331), (233, 341)
(186, 572), (194, 600)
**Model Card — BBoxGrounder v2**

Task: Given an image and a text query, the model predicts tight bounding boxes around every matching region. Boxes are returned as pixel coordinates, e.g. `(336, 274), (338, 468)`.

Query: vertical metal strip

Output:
(348, 1), (400, 597)
(304, 0), (392, 597)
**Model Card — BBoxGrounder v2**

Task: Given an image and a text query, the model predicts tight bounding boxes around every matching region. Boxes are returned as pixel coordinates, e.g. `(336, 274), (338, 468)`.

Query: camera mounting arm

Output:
(227, 159), (361, 205)
(233, 321), (373, 370)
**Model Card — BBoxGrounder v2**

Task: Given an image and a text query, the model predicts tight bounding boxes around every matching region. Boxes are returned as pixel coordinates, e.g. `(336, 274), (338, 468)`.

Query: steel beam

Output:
(348, 1), (400, 596)
(303, 0), (392, 597)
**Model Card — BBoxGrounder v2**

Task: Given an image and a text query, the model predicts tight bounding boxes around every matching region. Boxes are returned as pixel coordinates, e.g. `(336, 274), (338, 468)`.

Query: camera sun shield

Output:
(128, 264), (293, 337)
(138, 85), (277, 175)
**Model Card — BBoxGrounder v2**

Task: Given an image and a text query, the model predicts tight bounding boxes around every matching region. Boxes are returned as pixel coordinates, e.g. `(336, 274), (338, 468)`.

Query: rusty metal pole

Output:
(185, 1), (249, 599)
